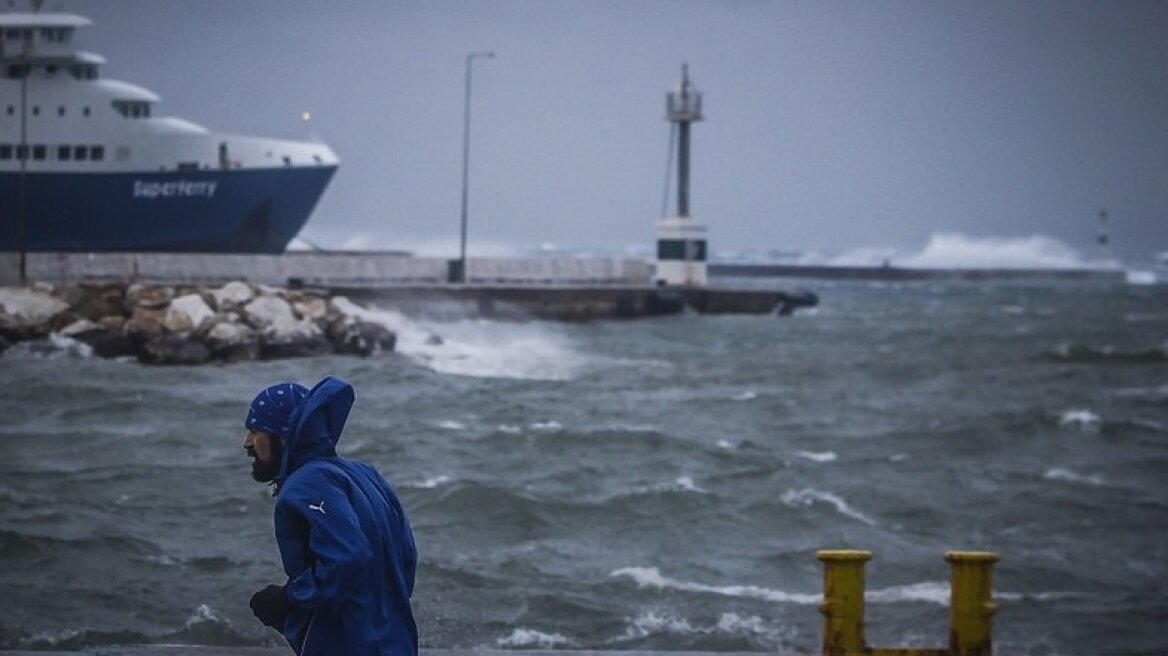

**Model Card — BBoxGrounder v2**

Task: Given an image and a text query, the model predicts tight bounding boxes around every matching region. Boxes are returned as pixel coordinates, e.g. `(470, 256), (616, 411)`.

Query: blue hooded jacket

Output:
(271, 377), (418, 656)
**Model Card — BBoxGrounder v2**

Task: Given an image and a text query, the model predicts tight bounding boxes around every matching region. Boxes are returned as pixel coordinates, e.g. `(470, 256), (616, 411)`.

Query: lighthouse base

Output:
(655, 215), (708, 287)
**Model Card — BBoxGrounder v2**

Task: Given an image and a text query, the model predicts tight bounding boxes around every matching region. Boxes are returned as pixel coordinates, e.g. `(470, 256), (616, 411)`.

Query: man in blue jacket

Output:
(243, 376), (419, 656)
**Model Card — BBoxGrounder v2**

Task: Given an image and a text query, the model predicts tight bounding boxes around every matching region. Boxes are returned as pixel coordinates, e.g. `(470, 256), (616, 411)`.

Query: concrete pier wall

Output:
(0, 253), (652, 287)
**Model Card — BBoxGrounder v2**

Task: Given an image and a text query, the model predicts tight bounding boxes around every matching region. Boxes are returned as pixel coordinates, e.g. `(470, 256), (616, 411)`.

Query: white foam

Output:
(731, 391), (758, 401)
(437, 420), (465, 431)
(531, 420), (563, 431)
(898, 233), (1093, 270)
(497, 628), (572, 648)
(496, 424), (522, 434)
(4, 332), (94, 360)
(867, 581), (950, 605)
(411, 475), (451, 489)
(622, 610), (695, 638)
(781, 488), (876, 525)
(1044, 467), (1104, 486)
(330, 297), (590, 380)
(610, 566), (821, 604)
(716, 439), (735, 449)
(1058, 409), (1102, 432)
(1125, 269), (1158, 285)
(796, 450), (838, 463)
(184, 603), (222, 628)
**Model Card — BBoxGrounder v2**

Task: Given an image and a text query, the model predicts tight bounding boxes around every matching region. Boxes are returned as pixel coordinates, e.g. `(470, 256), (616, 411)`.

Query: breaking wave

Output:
(781, 488), (876, 525)
(331, 297), (591, 380)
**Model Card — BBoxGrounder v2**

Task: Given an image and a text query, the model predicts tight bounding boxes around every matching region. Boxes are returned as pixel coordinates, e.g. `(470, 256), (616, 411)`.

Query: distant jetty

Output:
(709, 262), (1126, 282)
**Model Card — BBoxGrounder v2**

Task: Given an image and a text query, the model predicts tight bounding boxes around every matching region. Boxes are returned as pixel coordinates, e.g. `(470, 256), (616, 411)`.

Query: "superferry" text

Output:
(133, 180), (218, 199)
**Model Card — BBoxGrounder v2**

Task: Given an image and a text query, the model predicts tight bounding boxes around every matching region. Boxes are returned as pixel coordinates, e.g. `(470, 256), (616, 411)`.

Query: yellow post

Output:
(945, 551), (1000, 656)
(817, 549), (872, 656)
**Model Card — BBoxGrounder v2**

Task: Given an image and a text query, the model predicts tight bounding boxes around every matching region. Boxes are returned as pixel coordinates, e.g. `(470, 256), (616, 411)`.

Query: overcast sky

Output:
(58, 0), (1168, 263)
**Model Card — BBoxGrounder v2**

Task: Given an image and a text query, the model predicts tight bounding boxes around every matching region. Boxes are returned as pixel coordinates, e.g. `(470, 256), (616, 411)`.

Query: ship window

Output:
(83, 106), (90, 117)
(58, 145), (71, 160)
(6, 65), (30, 79)
(5, 106), (12, 116)
(32, 106), (39, 116)
(0, 145), (10, 160)
(32, 145), (46, 160)
(46, 65), (58, 76)
(91, 145), (105, 161)
(58, 106), (65, 117)
(283, 156), (292, 166)
(16, 144), (27, 160)
(116, 145), (130, 161)
(70, 65), (97, 80)
(74, 145), (87, 161)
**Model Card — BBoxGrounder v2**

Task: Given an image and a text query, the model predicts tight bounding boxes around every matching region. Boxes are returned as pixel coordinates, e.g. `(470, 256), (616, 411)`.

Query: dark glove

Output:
(250, 583), (291, 630)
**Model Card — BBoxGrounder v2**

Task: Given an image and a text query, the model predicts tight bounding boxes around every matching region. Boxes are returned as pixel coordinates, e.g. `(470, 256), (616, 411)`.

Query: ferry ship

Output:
(0, 9), (339, 253)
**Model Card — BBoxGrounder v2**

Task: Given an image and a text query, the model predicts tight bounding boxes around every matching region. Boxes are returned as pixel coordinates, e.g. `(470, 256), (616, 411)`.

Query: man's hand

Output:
(250, 583), (291, 630)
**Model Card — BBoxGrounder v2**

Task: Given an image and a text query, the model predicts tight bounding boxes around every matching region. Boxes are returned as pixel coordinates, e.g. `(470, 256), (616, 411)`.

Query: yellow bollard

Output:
(817, 549), (872, 656)
(945, 551), (1000, 656)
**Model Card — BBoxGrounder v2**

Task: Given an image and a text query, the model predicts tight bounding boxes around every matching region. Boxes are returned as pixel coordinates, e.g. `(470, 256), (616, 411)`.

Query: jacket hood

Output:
(275, 376), (355, 490)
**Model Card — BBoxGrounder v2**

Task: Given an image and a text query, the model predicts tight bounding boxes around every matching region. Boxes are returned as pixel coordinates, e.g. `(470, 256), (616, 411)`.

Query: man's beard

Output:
(248, 440), (283, 483)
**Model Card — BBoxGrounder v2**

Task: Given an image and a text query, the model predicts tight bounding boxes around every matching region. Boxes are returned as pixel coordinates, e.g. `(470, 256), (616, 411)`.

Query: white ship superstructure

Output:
(1, 10), (339, 252)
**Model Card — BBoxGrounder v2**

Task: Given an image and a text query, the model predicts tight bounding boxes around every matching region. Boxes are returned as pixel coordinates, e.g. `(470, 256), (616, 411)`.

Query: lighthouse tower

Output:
(655, 64), (709, 287)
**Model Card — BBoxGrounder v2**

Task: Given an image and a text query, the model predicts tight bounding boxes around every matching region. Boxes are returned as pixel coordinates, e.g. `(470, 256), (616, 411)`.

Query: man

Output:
(243, 376), (419, 656)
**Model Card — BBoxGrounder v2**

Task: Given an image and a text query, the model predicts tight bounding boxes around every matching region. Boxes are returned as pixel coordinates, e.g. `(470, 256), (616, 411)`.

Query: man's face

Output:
(244, 429), (282, 483)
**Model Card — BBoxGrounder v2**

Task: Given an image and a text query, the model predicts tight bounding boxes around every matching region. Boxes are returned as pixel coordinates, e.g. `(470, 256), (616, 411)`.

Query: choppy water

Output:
(1, 279), (1166, 655)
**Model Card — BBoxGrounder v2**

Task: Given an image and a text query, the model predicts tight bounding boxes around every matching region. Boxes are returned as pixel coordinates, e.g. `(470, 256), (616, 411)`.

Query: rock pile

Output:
(0, 282), (396, 365)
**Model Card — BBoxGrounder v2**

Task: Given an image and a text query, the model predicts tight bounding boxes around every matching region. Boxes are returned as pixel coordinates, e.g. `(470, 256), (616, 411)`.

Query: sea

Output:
(0, 276), (1165, 655)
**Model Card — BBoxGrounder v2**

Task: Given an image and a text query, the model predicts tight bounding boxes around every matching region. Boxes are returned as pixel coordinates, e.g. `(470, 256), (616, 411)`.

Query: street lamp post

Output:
(456, 51), (494, 284)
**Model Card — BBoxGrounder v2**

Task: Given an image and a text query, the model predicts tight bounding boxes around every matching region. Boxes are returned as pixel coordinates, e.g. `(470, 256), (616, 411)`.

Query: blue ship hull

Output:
(0, 166), (337, 254)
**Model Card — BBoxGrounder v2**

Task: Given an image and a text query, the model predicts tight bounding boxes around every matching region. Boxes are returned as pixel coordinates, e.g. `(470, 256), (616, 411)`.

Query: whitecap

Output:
(497, 628), (572, 648)
(796, 450), (837, 463)
(531, 420), (563, 431)
(1044, 467), (1104, 486)
(496, 424), (522, 434)
(622, 610), (695, 638)
(867, 581), (950, 605)
(1059, 409), (1102, 432)
(731, 391), (758, 401)
(437, 420), (465, 431)
(716, 439), (734, 449)
(411, 475), (452, 489)
(610, 566), (820, 604)
(781, 488), (876, 525)
(184, 603), (222, 628)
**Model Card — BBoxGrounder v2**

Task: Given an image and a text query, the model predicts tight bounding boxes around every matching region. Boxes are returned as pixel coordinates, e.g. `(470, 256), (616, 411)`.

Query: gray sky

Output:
(65, 0), (1167, 263)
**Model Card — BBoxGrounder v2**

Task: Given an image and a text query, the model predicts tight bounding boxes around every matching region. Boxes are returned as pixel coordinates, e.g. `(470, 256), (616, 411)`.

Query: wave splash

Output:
(331, 297), (590, 380)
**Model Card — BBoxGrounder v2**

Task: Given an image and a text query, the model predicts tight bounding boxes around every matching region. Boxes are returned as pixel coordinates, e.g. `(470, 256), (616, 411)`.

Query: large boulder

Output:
(203, 319), (260, 362)
(125, 284), (175, 311)
(241, 295), (297, 330)
(210, 281), (255, 312)
(0, 286), (71, 340)
(53, 283), (127, 322)
(123, 307), (167, 344)
(260, 320), (332, 360)
(327, 315), (396, 356)
(165, 293), (215, 334)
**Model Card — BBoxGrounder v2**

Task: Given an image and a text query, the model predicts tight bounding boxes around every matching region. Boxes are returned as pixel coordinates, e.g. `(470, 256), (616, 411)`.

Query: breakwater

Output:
(0, 282), (396, 365)
(709, 262), (1126, 282)
(0, 253), (818, 322)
